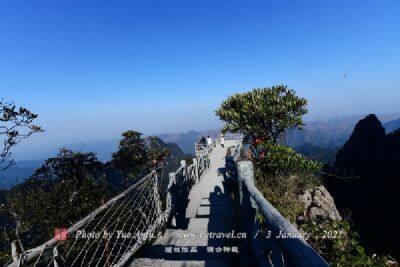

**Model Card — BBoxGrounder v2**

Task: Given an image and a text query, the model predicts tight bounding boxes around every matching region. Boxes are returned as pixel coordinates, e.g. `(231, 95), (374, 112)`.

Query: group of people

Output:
(198, 134), (225, 148)
(199, 135), (213, 146)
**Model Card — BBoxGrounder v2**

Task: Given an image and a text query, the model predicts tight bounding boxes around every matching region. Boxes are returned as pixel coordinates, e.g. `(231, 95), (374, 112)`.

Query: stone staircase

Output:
(129, 141), (241, 267)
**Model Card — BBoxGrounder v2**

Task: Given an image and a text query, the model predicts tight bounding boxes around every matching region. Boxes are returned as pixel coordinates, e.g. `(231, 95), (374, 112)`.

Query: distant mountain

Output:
(165, 142), (186, 159)
(104, 137), (187, 189)
(158, 129), (220, 154)
(286, 113), (400, 149)
(3, 114), (398, 188)
(61, 138), (193, 163)
(384, 118), (400, 133)
(46, 130), (222, 162)
(146, 137), (186, 173)
(323, 114), (400, 258)
(15, 131), (219, 164)
(0, 138), (189, 189)
(13, 139), (121, 163)
(52, 139), (119, 162)
(294, 143), (336, 165)
(0, 160), (43, 189)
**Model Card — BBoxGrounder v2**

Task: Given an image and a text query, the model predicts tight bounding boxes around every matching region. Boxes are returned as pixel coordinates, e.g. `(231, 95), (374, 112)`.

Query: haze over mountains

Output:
(287, 113), (400, 149)
(0, 161), (43, 189)
(158, 129), (220, 154)
(384, 118), (400, 134)
(0, 113), (399, 189)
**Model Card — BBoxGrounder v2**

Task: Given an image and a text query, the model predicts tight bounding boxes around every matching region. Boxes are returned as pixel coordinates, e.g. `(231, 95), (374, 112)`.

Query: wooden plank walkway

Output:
(129, 140), (241, 267)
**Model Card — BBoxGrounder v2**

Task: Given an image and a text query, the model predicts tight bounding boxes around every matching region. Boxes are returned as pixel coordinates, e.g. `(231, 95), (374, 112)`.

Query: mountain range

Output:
(384, 118), (400, 134)
(0, 113), (399, 189)
(158, 129), (220, 154)
(286, 113), (400, 149)
(0, 160), (43, 189)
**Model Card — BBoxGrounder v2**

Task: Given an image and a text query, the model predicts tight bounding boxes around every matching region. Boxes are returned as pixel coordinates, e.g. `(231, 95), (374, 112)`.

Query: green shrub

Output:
(216, 86), (396, 266)
(255, 141), (322, 175)
(215, 85), (307, 144)
(300, 220), (392, 267)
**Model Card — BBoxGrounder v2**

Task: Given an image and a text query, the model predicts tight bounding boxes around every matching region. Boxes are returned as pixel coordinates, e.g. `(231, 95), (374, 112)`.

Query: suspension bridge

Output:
(7, 135), (328, 267)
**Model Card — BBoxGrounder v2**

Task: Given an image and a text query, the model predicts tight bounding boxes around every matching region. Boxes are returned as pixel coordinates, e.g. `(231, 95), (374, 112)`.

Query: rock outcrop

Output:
(297, 185), (342, 222)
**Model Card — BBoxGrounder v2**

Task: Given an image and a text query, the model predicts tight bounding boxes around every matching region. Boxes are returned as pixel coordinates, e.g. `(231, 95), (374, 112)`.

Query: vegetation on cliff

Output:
(217, 86), (395, 266)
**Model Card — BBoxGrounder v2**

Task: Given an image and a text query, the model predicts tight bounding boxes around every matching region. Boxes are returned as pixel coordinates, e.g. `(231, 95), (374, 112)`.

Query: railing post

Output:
(180, 160), (186, 168)
(53, 247), (59, 267)
(153, 171), (162, 215)
(167, 172), (177, 227)
(252, 219), (271, 267)
(193, 158), (199, 182)
(180, 160), (188, 193)
(199, 156), (204, 176)
(11, 240), (22, 263)
(237, 161), (257, 260)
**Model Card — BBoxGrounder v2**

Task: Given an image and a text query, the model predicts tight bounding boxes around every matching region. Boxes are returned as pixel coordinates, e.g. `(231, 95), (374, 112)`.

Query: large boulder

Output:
(298, 185), (342, 222)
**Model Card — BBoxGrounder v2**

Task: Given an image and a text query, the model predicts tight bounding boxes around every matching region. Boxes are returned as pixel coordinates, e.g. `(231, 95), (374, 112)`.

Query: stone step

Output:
(196, 205), (235, 218)
(200, 196), (234, 206)
(187, 218), (236, 232)
(129, 258), (232, 267)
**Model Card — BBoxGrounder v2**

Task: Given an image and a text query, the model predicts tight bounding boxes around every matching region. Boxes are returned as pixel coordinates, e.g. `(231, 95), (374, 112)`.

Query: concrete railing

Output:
(225, 145), (329, 267)
(223, 133), (244, 141)
(167, 150), (211, 227)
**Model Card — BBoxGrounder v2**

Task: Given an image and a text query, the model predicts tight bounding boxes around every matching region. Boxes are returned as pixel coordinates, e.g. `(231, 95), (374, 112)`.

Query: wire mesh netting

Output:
(6, 149), (214, 267)
(8, 171), (168, 267)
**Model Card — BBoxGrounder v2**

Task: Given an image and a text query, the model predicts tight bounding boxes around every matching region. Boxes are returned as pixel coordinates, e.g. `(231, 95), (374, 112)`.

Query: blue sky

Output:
(1, 0), (400, 150)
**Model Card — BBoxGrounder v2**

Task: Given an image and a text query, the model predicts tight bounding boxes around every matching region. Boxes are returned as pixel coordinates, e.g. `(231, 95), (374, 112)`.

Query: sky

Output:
(1, 0), (400, 152)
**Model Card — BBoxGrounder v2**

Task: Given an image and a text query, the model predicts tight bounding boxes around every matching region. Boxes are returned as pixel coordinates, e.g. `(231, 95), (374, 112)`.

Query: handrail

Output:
(238, 161), (328, 267)
(8, 143), (216, 267)
(7, 171), (156, 267)
(226, 144), (328, 267)
(223, 133), (244, 140)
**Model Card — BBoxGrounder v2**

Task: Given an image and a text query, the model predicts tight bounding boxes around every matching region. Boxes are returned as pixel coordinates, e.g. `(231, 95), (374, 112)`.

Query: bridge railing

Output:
(7, 144), (215, 267)
(223, 133), (244, 141)
(225, 143), (328, 267)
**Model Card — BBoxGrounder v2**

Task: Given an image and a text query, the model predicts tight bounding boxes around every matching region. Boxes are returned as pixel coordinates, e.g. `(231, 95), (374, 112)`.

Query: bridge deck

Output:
(130, 140), (240, 267)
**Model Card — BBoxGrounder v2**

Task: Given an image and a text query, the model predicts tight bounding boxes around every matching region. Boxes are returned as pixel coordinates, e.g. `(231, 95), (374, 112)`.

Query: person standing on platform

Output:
(200, 136), (206, 147)
(206, 135), (212, 146)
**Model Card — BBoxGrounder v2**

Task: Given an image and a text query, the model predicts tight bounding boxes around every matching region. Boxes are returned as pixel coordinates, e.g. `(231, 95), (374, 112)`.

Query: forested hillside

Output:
(0, 133), (186, 264)
(294, 143), (336, 165)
